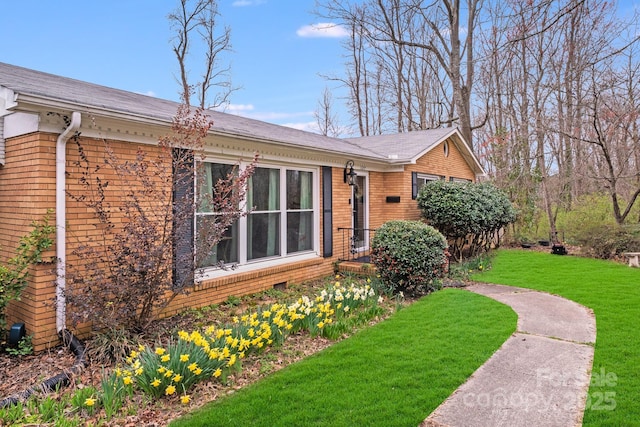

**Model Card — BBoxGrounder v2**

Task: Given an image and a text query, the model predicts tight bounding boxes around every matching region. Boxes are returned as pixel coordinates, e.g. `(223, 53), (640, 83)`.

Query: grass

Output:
(473, 249), (640, 426)
(171, 288), (516, 426)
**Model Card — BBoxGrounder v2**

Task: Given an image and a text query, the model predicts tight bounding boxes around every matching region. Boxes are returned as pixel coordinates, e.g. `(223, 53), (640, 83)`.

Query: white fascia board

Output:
(15, 94), (173, 128)
(4, 111), (40, 138)
(0, 87), (18, 117)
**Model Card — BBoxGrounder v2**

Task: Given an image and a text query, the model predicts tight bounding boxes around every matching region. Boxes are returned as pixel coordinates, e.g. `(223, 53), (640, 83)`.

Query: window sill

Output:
(194, 252), (322, 292)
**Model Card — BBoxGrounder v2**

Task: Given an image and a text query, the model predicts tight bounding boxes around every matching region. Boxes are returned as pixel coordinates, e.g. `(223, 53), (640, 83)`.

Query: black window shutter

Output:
(173, 148), (195, 289)
(322, 166), (333, 258)
(411, 172), (418, 200)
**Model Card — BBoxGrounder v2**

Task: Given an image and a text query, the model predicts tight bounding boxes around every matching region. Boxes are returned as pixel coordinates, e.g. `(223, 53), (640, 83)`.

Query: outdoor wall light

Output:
(344, 160), (357, 185)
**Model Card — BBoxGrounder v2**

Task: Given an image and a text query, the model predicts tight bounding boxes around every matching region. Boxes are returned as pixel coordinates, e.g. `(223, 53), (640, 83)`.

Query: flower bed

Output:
(0, 275), (386, 425)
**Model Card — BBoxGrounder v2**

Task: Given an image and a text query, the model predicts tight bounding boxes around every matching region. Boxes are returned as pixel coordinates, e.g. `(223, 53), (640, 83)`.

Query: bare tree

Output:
(314, 87), (343, 137)
(169, 0), (236, 108)
(578, 61), (640, 225)
(319, 0), (480, 145)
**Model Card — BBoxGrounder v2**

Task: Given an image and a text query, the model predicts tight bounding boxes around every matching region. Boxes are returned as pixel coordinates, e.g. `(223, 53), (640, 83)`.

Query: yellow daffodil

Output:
(173, 374), (183, 382)
(165, 385), (176, 395)
(123, 376), (133, 385)
(151, 378), (161, 387)
(157, 366), (166, 374)
(194, 367), (203, 375)
(188, 362), (198, 372)
(129, 350), (138, 358)
(161, 354), (170, 362)
(180, 354), (190, 362)
(155, 347), (166, 355)
(84, 397), (96, 407)
(180, 395), (191, 404)
(134, 367), (143, 376)
(213, 368), (222, 378)
(228, 354), (237, 367)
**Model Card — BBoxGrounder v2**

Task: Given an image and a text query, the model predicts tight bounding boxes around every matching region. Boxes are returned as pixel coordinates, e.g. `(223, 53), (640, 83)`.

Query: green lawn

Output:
(474, 249), (640, 426)
(171, 289), (516, 427)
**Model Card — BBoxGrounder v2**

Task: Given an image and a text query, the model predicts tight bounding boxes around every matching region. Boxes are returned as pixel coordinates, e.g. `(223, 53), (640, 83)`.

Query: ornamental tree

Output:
(417, 181), (516, 261)
(66, 105), (257, 334)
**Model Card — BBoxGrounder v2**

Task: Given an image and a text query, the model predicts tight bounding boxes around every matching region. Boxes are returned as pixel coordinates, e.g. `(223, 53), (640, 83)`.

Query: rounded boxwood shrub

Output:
(370, 220), (448, 297)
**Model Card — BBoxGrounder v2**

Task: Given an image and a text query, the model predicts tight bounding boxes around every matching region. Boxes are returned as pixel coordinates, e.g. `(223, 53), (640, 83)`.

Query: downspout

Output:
(56, 112), (81, 333)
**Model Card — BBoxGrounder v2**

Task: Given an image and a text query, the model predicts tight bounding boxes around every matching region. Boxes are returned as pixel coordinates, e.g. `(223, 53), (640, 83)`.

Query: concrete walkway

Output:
(422, 284), (596, 427)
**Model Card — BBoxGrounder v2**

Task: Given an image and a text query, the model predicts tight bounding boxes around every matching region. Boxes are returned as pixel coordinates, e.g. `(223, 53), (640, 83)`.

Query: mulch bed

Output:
(0, 277), (402, 425)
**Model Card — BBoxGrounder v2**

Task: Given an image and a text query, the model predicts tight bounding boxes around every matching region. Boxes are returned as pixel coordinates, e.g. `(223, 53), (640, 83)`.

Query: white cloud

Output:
(136, 90), (157, 97)
(225, 103), (255, 113)
(232, 0), (266, 6)
(296, 23), (349, 38)
(247, 111), (313, 121)
(218, 104), (318, 131)
(282, 121), (321, 133)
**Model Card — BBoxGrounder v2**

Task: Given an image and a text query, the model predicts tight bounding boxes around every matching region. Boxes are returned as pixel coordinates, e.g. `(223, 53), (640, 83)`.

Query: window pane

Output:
(196, 217), (238, 267)
(287, 211), (313, 253)
(249, 168), (280, 211)
(247, 213), (281, 260)
(287, 170), (312, 210)
(197, 163), (235, 213)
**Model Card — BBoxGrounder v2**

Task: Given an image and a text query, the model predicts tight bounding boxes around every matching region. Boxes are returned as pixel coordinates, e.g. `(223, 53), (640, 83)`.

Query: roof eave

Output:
(13, 92), (393, 166)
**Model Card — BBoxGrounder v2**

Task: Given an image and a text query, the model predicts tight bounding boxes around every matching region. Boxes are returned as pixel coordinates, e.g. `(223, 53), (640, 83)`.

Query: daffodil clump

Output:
(117, 276), (383, 401)
(289, 278), (379, 337)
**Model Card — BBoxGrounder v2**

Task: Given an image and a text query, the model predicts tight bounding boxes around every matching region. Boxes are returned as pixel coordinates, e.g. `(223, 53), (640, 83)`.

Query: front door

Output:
(352, 175), (367, 254)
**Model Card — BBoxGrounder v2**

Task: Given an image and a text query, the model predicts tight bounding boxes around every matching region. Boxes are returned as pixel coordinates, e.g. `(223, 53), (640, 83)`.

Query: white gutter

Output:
(56, 111), (81, 333)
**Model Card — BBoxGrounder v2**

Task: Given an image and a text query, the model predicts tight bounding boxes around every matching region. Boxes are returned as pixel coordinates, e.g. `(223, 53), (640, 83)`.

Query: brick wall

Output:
(0, 132), (58, 350)
(0, 130), (477, 351)
(1, 134), (348, 350)
(369, 137), (476, 229)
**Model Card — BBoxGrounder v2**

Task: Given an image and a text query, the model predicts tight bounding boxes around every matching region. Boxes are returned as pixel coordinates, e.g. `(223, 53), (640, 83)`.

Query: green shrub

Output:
(370, 220), (448, 297)
(574, 224), (640, 259)
(417, 181), (516, 261)
(553, 193), (617, 244)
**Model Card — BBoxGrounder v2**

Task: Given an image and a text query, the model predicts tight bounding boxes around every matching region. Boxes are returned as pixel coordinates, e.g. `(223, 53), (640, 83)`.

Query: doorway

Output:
(351, 175), (368, 254)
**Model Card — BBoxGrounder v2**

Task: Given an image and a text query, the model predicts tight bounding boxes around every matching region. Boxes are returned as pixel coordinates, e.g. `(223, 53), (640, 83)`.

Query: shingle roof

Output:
(0, 61), (480, 170)
(344, 127), (459, 160)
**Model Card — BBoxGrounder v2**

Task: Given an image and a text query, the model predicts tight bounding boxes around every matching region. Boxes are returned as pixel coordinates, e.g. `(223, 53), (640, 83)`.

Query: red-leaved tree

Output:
(66, 105), (256, 334)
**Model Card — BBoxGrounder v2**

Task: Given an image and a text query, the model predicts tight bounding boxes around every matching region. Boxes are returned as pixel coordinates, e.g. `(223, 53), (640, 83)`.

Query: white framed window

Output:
(416, 173), (444, 195)
(196, 161), (318, 273)
(449, 176), (472, 183)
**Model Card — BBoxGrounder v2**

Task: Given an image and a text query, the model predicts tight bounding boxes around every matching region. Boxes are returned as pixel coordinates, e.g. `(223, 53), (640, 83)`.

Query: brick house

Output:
(0, 62), (484, 350)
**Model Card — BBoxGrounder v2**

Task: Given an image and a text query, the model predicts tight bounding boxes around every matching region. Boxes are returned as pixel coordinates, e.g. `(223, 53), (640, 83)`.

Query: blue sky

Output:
(3, 1), (638, 137)
(0, 0), (349, 133)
